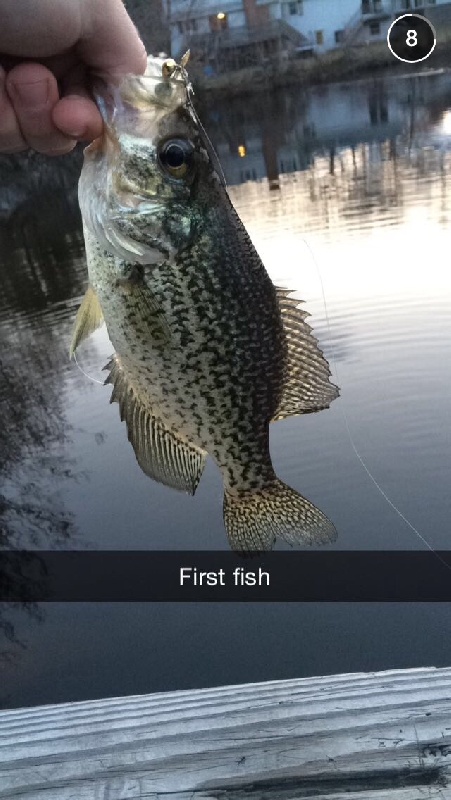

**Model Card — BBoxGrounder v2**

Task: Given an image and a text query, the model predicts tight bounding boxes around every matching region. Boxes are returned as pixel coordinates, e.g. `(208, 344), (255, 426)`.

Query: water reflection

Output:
(202, 72), (451, 187)
(1, 71), (451, 706)
(0, 149), (86, 662)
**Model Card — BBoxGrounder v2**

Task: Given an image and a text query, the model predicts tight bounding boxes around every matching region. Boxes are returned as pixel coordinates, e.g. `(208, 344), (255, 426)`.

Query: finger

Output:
(0, 65), (27, 153)
(78, 0), (147, 79)
(0, 0), (80, 57)
(52, 94), (103, 141)
(52, 63), (103, 141)
(6, 62), (76, 155)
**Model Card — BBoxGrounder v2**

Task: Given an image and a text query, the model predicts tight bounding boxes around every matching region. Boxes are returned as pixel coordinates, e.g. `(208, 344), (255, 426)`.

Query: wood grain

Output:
(1, 667), (451, 798)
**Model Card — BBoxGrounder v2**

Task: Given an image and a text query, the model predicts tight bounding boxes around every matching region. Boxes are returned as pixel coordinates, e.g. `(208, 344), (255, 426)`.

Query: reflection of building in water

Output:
(204, 73), (451, 187)
(165, 0), (445, 68)
(227, 134), (451, 270)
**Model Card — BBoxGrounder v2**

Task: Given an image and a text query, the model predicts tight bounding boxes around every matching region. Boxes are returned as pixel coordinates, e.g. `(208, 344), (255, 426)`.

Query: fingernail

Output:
(9, 79), (49, 106)
(63, 127), (85, 139)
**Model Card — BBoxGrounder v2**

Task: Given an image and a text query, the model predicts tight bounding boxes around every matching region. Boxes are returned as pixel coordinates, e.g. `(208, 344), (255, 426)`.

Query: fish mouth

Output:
(92, 56), (189, 142)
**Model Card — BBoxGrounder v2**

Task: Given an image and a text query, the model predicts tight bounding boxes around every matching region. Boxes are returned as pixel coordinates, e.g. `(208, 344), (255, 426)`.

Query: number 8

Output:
(406, 29), (417, 47)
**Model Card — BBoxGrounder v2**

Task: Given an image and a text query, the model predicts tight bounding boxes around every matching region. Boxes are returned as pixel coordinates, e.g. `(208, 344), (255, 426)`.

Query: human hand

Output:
(0, 0), (147, 156)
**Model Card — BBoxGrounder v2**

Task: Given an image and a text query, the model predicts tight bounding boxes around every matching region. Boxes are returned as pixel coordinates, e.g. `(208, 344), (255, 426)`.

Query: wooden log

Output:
(1, 667), (451, 798)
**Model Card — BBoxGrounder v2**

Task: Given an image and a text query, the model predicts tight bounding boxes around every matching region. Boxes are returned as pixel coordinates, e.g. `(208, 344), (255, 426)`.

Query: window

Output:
(210, 12), (228, 31)
(369, 20), (380, 34)
(400, 0), (411, 9)
(315, 29), (324, 45)
(335, 29), (344, 43)
(414, 0), (424, 7)
(217, 12), (228, 30)
(176, 19), (197, 33)
(361, 0), (382, 9)
(285, 0), (303, 15)
(363, 0), (384, 12)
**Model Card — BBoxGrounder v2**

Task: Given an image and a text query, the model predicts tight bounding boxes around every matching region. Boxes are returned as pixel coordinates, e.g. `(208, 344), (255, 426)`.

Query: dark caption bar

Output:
(2, 551), (451, 602)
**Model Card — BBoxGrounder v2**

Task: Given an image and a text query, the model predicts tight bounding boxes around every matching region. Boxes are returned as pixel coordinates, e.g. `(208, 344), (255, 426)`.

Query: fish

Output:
(70, 54), (339, 552)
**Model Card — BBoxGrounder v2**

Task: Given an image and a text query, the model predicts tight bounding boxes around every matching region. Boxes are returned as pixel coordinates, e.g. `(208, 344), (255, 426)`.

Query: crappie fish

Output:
(71, 54), (339, 552)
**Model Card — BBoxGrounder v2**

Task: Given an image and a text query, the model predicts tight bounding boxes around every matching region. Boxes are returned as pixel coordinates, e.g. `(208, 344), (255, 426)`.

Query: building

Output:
(164, 0), (312, 71)
(266, 0), (387, 53)
(340, 0), (440, 49)
(164, 0), (444, 71)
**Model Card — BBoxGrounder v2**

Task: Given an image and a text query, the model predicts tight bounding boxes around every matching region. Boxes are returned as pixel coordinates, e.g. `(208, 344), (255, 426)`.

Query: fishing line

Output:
(300, 236), (451, 571)
(72, 350), (104, 385)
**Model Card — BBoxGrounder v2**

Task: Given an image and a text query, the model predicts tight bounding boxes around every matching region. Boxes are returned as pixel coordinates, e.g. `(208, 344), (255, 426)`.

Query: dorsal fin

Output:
(272, 288), (339, 421)
(104, 355), (207, 494)
(69, 286), (104, 357)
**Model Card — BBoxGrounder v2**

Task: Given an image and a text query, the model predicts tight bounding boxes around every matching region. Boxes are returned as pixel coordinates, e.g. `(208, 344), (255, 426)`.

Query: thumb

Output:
(77, 0), (147, 79)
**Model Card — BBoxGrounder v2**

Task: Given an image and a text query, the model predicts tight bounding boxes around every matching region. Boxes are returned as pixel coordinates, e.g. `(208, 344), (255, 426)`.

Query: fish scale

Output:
(71, 55), (339, 551)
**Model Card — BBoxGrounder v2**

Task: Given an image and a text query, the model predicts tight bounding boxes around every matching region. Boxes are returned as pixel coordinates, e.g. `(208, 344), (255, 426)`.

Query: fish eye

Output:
(158, 138), (194, 179)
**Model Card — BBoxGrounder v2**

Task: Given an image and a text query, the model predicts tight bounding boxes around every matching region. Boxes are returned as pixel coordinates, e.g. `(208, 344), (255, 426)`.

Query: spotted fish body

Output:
(72, 55), (339, 551)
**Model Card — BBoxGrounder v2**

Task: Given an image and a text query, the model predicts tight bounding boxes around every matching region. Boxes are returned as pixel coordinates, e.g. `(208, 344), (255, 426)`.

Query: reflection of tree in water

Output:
(307, 141), (402, 231)
(0, 149), (86, 664)
(201, 87), (308, 157)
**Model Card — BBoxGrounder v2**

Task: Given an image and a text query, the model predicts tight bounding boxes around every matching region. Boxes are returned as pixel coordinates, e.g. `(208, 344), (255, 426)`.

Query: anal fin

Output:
(104, 355), (206, 495)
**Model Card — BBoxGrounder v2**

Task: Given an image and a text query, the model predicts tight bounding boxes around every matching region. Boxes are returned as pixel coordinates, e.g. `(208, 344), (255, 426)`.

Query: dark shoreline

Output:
(193, 38), (451, 99)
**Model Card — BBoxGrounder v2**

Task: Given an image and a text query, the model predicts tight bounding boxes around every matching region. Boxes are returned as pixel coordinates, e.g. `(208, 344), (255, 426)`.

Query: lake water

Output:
(1, 71), (451, 709)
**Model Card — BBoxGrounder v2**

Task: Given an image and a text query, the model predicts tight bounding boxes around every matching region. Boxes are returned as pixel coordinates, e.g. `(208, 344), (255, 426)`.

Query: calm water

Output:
(1, 72), (451, 709)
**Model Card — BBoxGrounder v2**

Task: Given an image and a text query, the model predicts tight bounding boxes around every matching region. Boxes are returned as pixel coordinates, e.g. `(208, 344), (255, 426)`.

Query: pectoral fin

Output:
(272, 288), (339, 421)
(69, 286), (104, 357)
(105, 355), (206, 494)
(116, 267), (171, 345)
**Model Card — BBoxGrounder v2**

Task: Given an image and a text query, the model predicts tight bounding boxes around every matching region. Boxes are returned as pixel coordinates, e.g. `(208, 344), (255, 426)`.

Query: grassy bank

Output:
(193, 33), (451, 98)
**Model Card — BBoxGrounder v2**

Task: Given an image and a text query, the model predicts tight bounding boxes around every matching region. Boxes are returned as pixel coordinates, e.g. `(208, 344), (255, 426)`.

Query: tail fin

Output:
(223, 478), (337, 553)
